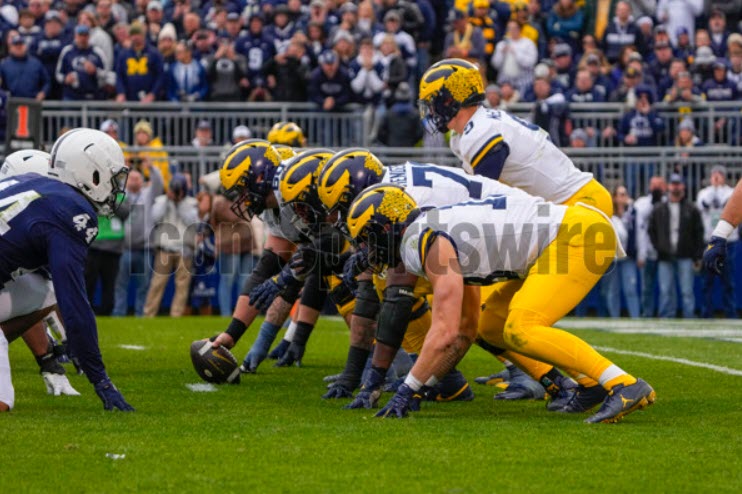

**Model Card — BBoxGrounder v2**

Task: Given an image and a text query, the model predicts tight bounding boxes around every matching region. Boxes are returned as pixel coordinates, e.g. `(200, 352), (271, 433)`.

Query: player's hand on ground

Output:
(322, 381), (354, 399)
(94, 379), (134, 411)
(42, 372), (81, 396)
(375, 384), (416, 418)
(210, 333), (234, 349)
(703, 236), (727, 275)
(274, 342), (305, 367)
(345, 367), (385, 409)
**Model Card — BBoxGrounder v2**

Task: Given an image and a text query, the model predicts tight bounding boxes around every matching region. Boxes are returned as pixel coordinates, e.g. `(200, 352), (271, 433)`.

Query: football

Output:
(190, 340), (241, 384)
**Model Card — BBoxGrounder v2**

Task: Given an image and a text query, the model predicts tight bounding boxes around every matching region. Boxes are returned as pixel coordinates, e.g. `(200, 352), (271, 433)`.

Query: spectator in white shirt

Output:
(491, 20), (538, 94)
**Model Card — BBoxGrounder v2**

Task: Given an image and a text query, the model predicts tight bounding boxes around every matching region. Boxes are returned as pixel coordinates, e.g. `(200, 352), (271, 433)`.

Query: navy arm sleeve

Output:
(45, 227), (108, 384)
(469, 134), (510, 180)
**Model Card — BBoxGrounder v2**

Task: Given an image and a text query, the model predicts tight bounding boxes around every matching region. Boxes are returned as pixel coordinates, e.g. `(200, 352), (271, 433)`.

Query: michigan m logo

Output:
(126, 57), (149, 76)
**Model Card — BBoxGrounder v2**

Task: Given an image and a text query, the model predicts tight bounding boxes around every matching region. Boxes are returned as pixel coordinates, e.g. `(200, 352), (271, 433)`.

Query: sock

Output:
(284, 320), (298, 342)
(292, 321), (314, 346)
(225, 318), (248, 342)
(539, 368), (565, 396)
(599, 364), (637, 389)
(246, 321), (281, 364)
(338, 346), (371, 389)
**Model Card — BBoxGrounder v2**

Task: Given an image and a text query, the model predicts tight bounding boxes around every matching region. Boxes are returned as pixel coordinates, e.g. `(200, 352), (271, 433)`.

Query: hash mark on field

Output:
(186, 383), (218, 392)
(118, 344), (147, 351)
(594, 346), (742, 377)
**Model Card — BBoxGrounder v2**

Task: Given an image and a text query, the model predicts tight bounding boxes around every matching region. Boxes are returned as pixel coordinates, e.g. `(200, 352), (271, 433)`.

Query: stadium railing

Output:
(39, 100), (742, 148)
(111, 144), (741, 200)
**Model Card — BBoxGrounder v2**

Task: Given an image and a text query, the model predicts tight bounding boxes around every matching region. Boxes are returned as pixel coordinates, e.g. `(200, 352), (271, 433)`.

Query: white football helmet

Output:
(49, 128), (129, 216)
(0, 149), (50, 179)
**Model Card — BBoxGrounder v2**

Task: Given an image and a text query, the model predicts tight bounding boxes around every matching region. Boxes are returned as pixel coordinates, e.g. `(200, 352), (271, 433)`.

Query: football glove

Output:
(289, 246), (316, 278)
(341, 249), (369, 294)
(375, 383), (420, 418)
(274, 342), (305, 368)
(241, 323), (281, 373)
(322, 381), (355, 399)
(42, 373), (81, 396)
(94, 379), (134, 411)
(248, 268), (297, 311)
(268, 339), (291, 360)
(345, 367), (385, 409)
(703, 236), (727, 275)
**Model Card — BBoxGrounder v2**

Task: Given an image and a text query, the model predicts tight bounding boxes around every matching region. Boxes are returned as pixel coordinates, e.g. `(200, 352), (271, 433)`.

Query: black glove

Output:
(274, 342), (305, 367)
(703, 236), (727, 275)
(94, 379), (134, 411)
(342, 249), (369, 294)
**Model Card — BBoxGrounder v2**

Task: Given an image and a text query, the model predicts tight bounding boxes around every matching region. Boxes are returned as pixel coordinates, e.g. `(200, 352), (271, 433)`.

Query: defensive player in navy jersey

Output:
(0, 128), (133, 412)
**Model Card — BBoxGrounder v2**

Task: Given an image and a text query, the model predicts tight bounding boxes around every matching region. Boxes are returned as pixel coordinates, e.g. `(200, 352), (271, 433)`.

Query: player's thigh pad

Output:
(0, 273), (56, 323)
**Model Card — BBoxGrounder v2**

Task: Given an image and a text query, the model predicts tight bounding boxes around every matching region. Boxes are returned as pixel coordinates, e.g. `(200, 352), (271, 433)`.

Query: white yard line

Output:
(557, 318), (742, 342)
(118, 344), (147, 351)
(594, 345), (742, 377)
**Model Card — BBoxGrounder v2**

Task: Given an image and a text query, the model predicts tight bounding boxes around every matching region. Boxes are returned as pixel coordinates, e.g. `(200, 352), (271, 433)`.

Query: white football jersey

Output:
(259, 207), (305, 243)
(382, 161), (533, 207)
(400, 195), (567, 284)
(450, 107), (593, 204)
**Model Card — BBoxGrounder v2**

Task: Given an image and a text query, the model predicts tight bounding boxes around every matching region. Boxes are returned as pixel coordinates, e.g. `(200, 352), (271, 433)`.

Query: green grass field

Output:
(3, 317), (741, 493)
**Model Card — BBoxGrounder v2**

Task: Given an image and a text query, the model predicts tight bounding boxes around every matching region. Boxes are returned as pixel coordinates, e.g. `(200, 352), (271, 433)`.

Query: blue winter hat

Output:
(319, 50), (338, 65)
(635, 85), (654, 103)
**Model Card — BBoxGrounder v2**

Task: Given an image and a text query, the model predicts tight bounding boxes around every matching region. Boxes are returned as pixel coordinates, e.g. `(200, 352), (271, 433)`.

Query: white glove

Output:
(42, 372), (81, 396)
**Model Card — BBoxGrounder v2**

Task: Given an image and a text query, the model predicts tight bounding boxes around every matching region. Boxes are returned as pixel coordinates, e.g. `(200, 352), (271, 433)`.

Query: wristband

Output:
(403, 374), (424, 392)
(712, 219), (735, 240)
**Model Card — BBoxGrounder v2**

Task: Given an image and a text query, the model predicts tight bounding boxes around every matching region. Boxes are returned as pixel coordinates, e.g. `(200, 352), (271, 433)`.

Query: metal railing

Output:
(113, 144), (742, 200)
(40, 101), (370, 148)
(38, 100), (742, 149)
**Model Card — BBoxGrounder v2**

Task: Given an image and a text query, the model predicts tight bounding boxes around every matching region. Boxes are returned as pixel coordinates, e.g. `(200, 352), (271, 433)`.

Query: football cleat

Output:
(545, 376), (579, 411)
(424, 369), (474, 402)
(493, 371), (546, 400)
(554, 383), (608, 413)
(585, 379), (656, 424)
(474, 368), (510, 386)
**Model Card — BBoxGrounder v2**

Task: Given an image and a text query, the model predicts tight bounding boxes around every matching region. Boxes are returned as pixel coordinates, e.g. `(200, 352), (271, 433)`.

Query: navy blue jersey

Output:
(0, 174), (107, 384)
(234, 32), (275, 86)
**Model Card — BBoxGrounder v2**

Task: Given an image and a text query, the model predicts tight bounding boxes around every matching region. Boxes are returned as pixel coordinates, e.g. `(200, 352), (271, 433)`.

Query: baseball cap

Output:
(676, 26), (689, 36)
(10, 35), (25, 45)
(553, 43), (572, 58)
(75, 24), (90, 35)
(232, 125), (251, 140)
(227, 12), (240, 21)
(533, 63), (550, 79)
(100, 119), (119, 133)
(635, 85), (654, 103)
(319, 50), (338, 65)
(384, 10), (401, 22)
(711, 164), (727, 177)
(570, 128), (588, 143)
(669, 173), (684, 184)
(45, 10), (63, 23)
(695, 46), (716, 65)
(636, 16), (653, 28)
(147, 1), (163, 12)
(713, 58), (727, 69)
(170, 174), (189, 194)
(654, 40), (670, 49)
(625, 66), (640, 78)
(448, 8), (467, 22)
(196, 119), (211, 131)
(678, 119), (695, 132)
(628, 51), (643, 63)
(485, 84), (500, 94)
(339, 3), (358, 14)
(129, 21), (145, 36)
(710, 8), (726, 19)
(586, 53), (600, 65)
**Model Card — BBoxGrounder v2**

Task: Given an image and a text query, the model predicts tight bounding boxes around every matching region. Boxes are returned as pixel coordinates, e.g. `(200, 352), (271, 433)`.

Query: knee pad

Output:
(353, 280), (380, 320)
(241, 249), (286, 295)
(300, 273), (327, 311)
(376, 285), (419, 349)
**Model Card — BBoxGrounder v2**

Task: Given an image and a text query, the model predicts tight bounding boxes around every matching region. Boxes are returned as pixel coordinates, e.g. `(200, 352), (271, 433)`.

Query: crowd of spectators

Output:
(1, 1), (742, 147)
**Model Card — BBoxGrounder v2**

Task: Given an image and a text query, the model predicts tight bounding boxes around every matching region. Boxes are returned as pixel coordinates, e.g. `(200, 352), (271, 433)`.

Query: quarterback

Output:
(346, 185), (655, 424)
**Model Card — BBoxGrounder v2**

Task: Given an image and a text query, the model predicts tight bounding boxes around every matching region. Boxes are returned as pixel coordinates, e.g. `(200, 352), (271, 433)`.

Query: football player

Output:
(317, 149), (577, 408)
(205, 140), (304, 372)
(266, 121), (307, 148)
(0, 150), (80, 399)
(419, 59), (616, 408)
(0, 129), (133, 412)
(346, 185), (656, 424)
(703, 178), (742, 275)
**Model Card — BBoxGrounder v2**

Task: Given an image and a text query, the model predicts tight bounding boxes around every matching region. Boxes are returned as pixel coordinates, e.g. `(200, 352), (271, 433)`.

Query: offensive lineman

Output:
(0, 129), (133, 411)
(703, 178), (742, 275)
(346, 185), (656, 424)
